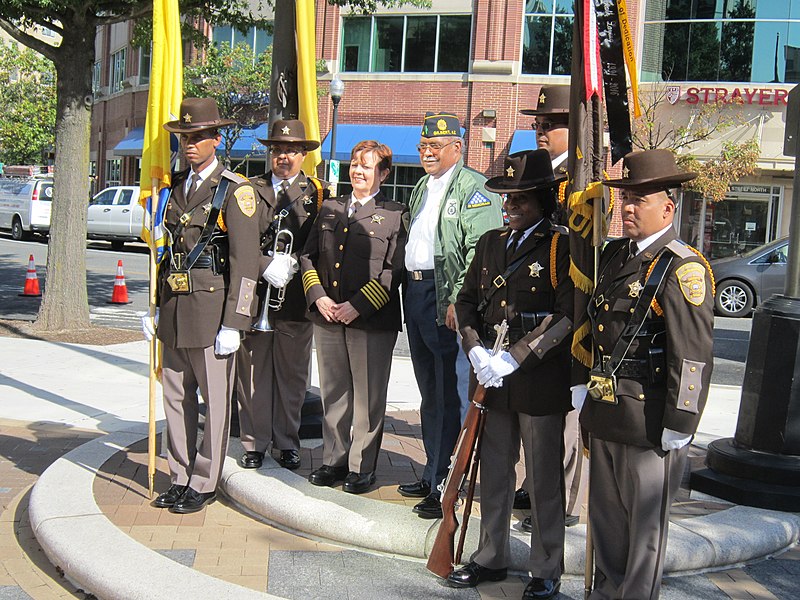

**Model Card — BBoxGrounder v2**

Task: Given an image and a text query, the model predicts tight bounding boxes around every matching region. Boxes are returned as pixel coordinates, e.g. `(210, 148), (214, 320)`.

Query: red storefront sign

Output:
(669, 86), (790, 106)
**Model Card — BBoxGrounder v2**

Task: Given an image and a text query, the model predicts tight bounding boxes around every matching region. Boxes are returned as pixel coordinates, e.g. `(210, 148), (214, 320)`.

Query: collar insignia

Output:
(529, 261), (543, 277)
(506, 166), (515, 177)
(303, 195), (312, 205)
(282, 125), (291, 135)
(183, 112), (192, 123)
(371, 214), (385, 224)
(628, 280), (643, 298)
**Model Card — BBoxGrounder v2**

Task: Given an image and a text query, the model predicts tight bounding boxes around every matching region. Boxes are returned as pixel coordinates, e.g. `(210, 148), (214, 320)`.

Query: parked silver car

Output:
(710, 236), (789, 317)
(87, 186), (143, 250)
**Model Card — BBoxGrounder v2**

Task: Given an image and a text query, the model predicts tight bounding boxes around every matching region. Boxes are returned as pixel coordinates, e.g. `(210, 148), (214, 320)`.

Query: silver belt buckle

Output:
(411, 270), (423, 281)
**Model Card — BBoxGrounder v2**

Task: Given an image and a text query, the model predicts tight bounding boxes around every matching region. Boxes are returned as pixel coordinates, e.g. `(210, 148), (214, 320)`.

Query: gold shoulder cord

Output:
(309, 177), (324, 211)
(550, 231), (561, 289)
(645, 244), (715, 317)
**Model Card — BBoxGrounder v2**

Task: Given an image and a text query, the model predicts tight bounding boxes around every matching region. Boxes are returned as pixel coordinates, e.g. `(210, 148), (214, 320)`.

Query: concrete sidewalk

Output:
(1, 337), (798, 599)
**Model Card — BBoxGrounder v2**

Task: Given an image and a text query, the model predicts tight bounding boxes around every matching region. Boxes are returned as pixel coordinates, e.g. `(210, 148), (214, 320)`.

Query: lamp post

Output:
(328, 75), (345, 191)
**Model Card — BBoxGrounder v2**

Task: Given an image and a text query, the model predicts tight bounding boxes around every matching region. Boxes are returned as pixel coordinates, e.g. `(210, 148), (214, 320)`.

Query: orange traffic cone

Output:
(19, 254), (41, 297)
(109, 259), (131, 304)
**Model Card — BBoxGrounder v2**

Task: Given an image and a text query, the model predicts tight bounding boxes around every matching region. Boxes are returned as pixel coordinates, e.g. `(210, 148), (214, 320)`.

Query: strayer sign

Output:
(666, 85), (789, 106)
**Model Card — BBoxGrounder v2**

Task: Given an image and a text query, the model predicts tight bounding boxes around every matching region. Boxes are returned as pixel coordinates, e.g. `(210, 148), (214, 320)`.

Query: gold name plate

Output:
(587, 373), (617, 404)
(167, 270), (192, 294)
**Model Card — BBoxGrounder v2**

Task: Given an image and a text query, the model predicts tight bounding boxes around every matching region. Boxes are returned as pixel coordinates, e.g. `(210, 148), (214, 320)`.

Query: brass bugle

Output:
(253, 216), (294, 332)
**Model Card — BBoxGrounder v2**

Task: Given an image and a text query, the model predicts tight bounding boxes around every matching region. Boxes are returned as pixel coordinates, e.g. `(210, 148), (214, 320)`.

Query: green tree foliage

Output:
(185, 42), (271, 169)
(633, 86), (760, 203)
(0, 41), (55, 165)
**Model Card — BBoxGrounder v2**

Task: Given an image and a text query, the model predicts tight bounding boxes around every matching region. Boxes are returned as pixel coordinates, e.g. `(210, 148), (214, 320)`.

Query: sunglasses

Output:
(532, 120), (568, 132)
(270, 146), (304, 157)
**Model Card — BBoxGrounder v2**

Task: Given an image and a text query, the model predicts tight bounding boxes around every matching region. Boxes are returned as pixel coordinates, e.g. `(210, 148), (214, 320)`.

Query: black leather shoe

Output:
(565, 514), (580, 527)
(152, 484), (187, 508)
(279, 449), (301, 470)
(522, 577), (560, 599)
(514, 487), (531, 509)
(342, 471), (376, 494)
(412, 494), (443, 519)
(240, 451), (264, 469)
(398, 479), (431, 498)
(520, 516), (533, 533)
(446, 561), (507, 588)
(308, 464), (348, 486)
(170, 488), (216, 514)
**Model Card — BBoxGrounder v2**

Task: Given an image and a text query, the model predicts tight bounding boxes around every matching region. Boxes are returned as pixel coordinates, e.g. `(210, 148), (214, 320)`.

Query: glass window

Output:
(92, 61), (101, 92)
(642, 0), (800, 83)
(213, 25), (233, 47)
(212, 25), (273, 58)
(109, 48), (126, 93)
(522, 1), (574, 75)
(342, 15), (472, 73)
(92, 189), (116, 206)
(106, 159), (121, 187)
(116, 189), (134, 206)
(139, 45), (151, 85)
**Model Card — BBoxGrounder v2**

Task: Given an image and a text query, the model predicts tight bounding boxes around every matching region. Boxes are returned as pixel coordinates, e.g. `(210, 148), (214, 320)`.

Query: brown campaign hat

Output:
(485, 149), (565, 215)
(520, 85), (570, 116)
(602, 149), (697, 189)
(163, 98), (235, 133)
(258, 119), (320, 151)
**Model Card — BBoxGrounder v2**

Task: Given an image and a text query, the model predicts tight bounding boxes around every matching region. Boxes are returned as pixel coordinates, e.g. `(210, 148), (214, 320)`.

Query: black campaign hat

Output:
(421, 112), (462, 138)
(520, 85), (571, 116)
(485, 149), (564, 215)
(163, 98), (235, 133)
(258, 119), (320, 151)
(602, 149), (697, 189)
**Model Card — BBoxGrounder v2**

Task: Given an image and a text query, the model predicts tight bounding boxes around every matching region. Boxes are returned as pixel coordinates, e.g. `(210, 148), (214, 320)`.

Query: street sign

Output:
(328, 159), (340, 197)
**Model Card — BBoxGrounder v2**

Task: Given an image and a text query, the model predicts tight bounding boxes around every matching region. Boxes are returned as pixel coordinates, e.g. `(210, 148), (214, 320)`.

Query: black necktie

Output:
(506, 230), (520, 262)
(186, 173), (198, 201)
(628, 240), (638, 261)
(277, 180), (290, 210)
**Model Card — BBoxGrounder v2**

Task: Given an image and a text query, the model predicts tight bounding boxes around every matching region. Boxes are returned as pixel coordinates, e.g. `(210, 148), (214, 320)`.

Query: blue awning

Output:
(320, 124), (423, 165)
(113, 127), (179, 156)
(226, 124), (269, 159)
(508, 129), (538, 154)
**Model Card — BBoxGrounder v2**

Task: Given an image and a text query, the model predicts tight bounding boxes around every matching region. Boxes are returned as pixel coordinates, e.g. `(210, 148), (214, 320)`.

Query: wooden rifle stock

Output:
(426, 320), (508, 579)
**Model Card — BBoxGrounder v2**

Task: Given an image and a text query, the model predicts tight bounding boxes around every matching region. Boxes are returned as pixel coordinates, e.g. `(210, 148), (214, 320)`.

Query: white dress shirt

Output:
(185, 158), (219, 197)
(405, 163), (457, 270)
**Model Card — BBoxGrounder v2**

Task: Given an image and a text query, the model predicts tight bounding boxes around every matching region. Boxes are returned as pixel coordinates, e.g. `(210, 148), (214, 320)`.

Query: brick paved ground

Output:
(1, 413), (797, 599)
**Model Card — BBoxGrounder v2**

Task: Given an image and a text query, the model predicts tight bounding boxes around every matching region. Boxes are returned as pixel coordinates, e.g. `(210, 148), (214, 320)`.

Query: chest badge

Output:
(529, 261), (543, 278)
(303, 195), (312, 205)
(628, 280), (643, 298)
(202, 202), (212, 214)
(371, 214), (385, 224)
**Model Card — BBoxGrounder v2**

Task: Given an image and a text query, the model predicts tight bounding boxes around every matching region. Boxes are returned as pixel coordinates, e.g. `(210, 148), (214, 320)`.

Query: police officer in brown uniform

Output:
(148, 98), (261, 514)
(574, 149), (714, 599)
(236, 120), (327, 471)
(301, 141), (407, 494)
(450, 149), (573, 600)
(515, 85), (588, 530)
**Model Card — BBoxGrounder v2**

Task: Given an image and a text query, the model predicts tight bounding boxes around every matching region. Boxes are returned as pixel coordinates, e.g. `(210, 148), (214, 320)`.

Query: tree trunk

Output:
(34, 18), (95, 332)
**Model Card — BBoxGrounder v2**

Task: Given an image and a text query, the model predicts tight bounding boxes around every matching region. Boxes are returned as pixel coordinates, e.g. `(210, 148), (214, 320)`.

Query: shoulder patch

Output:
(222, 169), (248, 183)
(466, 191), (492, 209)
(676, 262), (706, 306)
(234, 185), (256, 217)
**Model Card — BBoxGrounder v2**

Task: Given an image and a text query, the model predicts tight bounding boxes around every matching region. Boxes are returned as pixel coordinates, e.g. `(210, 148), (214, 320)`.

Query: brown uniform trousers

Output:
(236, 173), (323, 454)
(157, 164), (261, 493)
(456, 220), (574, 579)
(580, 229), (714, 599)
(300, 193), (407, 473)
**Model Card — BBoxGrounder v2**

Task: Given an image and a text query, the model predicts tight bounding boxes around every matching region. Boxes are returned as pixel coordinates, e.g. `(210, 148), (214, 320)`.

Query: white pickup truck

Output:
(87, 186), (144, 250)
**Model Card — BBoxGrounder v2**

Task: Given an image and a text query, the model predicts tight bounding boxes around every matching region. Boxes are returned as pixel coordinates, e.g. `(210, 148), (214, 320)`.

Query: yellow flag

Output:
(296, 0), (322, 173)
(139, 0), (182, 262)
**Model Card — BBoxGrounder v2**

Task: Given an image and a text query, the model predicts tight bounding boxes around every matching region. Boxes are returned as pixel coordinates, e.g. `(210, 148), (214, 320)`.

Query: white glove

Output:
(571, 384), (588, 412)
(214, 325), (240, 356)
(140, 308), (159, 341)
(263, 254), (299, 288)
(661, 428), (692, 452)
(468, 346), (492, 372)
(477, 351), (519, 388)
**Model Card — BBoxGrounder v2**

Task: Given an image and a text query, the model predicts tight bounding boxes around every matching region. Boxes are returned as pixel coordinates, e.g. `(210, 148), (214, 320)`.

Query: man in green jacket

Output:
(398, 111), (503, 518)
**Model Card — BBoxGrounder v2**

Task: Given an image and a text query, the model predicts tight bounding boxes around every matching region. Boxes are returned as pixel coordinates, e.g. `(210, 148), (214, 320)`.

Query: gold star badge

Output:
(539, 92), (546, 104)
(371, 214), (385, 224)
(183, 112), (192, 123)
(628, 280), (643, 298)
(623, 166), (630, 178)
(282, 125), (291, 135)
(506, 166), (515, 177)
(529, 261), (543, 277)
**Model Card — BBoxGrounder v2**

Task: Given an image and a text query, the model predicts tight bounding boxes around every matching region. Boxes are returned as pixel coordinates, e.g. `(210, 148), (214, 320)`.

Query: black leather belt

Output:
(408, 269), (434, 281)
(173, 252), (213, 269)
(602, 355), (648, 379)
(482, 312), (551, 347)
